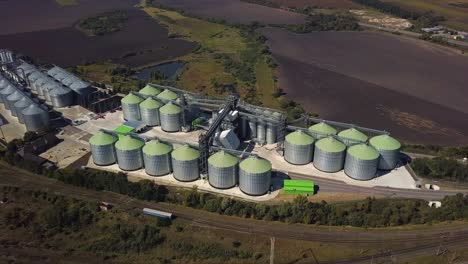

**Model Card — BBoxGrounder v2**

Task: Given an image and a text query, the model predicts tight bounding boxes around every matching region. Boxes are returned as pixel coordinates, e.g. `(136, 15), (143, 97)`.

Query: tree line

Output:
(411, 157), (468, 182)
(279, 13), (360, 33)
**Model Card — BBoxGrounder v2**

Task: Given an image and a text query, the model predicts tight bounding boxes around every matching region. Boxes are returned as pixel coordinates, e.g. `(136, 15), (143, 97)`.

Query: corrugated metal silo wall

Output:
(266, 123), (277, 144)
(35, 82), (44, 96)
(376, 149), (399, 170)
(257, 122), (266, 143)
(284, 140), (314, 165)
(140, 107), (160, 126)
(23, 110), (48, 132)
(172, 158), (199, 181)
(239, 170), (271, 196)
(143, 153), (172, 176)
(91, 144), (116, 166)
(160, 112), (181, 132)
(313, 148), (345, 172)
(14, 100), (30, 124)
(122, 103), (141, 121)
(6, 94), (23, 117)
(208, 164), (238, 189)
(51, 92), (74, 108)
(248, 119), (256, 139)
(116, 148), (143, 171)
(344, 155), (378, 180)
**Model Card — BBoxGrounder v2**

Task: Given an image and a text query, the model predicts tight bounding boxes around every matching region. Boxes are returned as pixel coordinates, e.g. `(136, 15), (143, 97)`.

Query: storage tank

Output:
(257, 121), (266, 143)
(369, 134), (401, 170)
(138, 84), (161, 97)
(115, 135), (145, 171)
(49, 85), (73, 107)
(308, 122), (337, 139)
(338, 128), (368, 146)
(266, 122), (277, 144)
(89, 132), (117, 166)
(14, 97), (33, 124)
(248, 118), (257, 139)
(22, 104), (49, 132)
(121, 93), (143, 121)
(208, 151), (239, 189)
(0, 79), (11, 103)
(34, 78), (48, 96)
(159, 101), (182, 132)
(0, 84), (16, 108)
(6, 90), (24, 116)
(139, 97), (163, 126)
(171, 145), (200, 182)
(344, 144), (379, 180)
(284, 130), (315, 165)
(239, 156), (271, 196)
(142, 140), (172, 176)
(27, 71), (43, 92)
(313, 136), (346, 172)
(156, 89), (178, 101)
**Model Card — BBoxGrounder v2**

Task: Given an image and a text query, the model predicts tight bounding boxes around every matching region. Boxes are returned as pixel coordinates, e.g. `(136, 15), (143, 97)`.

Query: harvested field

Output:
(263, 27), (468, 145)
(0, 0), (138, 35)
(0, 8), (196, 67)
(152, 0), (305, 24)
(268, 0), (360, 9)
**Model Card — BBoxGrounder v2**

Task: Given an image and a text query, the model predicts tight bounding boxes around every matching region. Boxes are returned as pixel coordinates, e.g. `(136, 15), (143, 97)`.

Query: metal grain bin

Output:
(156, 89), (178, 101)
(139, 84), (161, 97)
(89, 132), (117, 166)
(208, 151), (239, 189)
(0, 84), (16, 108)
(33, 78), (48, 96)
(284, 130), (315, 165)
(159, 102), (182, 132)
(115, 135), (145, 171)
(50, 85), (73, 107)
(139, 97), (163, 127)
(369, 135), (401, 171)
(171, 145), (200, 182)
(248, 118), (257, 139)
(121, 93), (143, 121)
(266, 123), (277, 144)
(6, 90), (24, 116)
(22, 104), (49, 132)
(344, 144), (379, 180)
(257, 121), (266, 143)
(308, 122), (337, 139)
(239, 156), (271, 196)
(313, 137), (346, 172)
(143, 140), (172, 176)
(14, 97), (33, 124)
(338, 128), (368, 146)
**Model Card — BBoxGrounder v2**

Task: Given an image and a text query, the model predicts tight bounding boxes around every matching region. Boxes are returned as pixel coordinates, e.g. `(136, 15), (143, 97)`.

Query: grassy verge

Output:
(55, 0), (78, 6)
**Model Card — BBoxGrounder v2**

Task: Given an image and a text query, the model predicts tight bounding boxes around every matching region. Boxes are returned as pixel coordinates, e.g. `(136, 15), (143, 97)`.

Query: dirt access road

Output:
(1, 162), (468, 263)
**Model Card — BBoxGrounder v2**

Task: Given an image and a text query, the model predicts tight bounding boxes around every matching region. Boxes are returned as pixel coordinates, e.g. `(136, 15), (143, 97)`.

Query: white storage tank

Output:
(257, 121), (266, 143)
(121, 93), (144, 121)
(115, 135), (145, 171)
(139, 97), (163, 127)
(266, 122), (277, 144)
(239, 156), (272, 196)
(142, 140), (172, 176)
(89, 132), (117, 166)
(344, 144), (380, 180)
(22, 104), (49, 132)
(208, 151), (239, 189)
(159, 101), (182, 132)
(284, 130), (315, 165)
(313, 136), (346, 172)
(171, 145), (200, 182)
(369, 135), (401, 171)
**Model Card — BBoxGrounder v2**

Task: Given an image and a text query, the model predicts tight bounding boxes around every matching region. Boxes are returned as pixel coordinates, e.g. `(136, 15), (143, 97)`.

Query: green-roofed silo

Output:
(121, 93), (143, 121)
(139, 97), (163, 126)
(159, 101), (182, 132)
(313, 136), (346, 172)
(338, 128), (368, 146)
(143, 140), (173, 176)
(115, 135), (145, 171)
(344, 144), (380, 180)
(308, 122), (337, 139)
(89, 131), (117, 166)
(239, 156), (272, 196)
(138, 84), (161, 97)
(156, 89), (178, 101)
(369, 135), (401, 170)
(208, 151), (239, 189)
(171, 145), (200, 182)
(284, 130), (315, 165)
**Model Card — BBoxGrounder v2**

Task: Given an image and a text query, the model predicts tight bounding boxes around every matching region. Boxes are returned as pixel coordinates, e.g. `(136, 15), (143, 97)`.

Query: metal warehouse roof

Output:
(285, 130), (314, 145)
(171, 145), (200, 161)
(47, 66), (90, 91)
(139, 85), (161, 96)
(208, 151), (239, 168)
(239, 156), (271, 174)
(115, 135), (144, 151)
(140, 97), (163, 109)
(89, 131), (116, 146)
(369, 135), (401, 151)
(308, 122), (337, 136)
(338, 128), (368, 142)
(143, 140), (172, 156)
(347, 144), (379, 160)
(121, 93), (143, 104)
(315, 137), (346, 153)
(157, 89), (178, 101)
(159, 101), (181, 114)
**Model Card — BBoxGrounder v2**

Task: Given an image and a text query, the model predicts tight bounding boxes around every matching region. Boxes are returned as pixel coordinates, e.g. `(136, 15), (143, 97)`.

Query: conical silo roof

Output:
(239, 156), (271, 174)
(347, 144), (379, 160)
(121, 93), (143, 105)
(139, 85), (161, 96)
(315, 137), (346, 153)
(14, 97), (32, 109)
(285, 130), (314, 145)
(338, 128), (368, 142)
(208, 151), (239, 168)
(159, 101), (182, 114)
(0, 78), (10, 89)
(369, 135), (401, 151)
(0, 84), (15, 96)
(309, 122), (337, 136)
(171, 145), (199, 161)
(89, 131), (116, 146)
(140, 97), (163, 110)
(143, 140), (172, 156)
(22, 103), (46, 115)
(115, 135), (144, 151)
(157, 89), (178, 101)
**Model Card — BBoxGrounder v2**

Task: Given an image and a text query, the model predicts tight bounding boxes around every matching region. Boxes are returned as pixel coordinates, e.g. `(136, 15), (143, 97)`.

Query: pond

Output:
(136, 61), (185, 81)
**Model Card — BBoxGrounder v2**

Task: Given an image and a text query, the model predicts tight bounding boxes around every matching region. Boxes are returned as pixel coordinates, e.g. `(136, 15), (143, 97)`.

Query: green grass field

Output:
(55, 0), (78, 7)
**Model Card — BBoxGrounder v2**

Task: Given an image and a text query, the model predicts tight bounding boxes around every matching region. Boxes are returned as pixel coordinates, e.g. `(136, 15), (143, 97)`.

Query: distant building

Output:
(421, 25), (445, 33)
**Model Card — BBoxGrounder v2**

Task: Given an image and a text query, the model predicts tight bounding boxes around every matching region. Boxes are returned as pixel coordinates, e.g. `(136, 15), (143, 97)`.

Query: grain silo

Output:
(156, 89), (178, 101)
(369, 134), (401, 171)
(22, 104), (49, 132)
(313, 136), (346, 172)
(159, 101), (182, 132)
(49, 85), (73, 108)
(0, 78), (9, 103)
(33, 77), (48, 96)
(138, 84), (161, 97)
(248, 118), (257, 139)
(171, 145), (200, 182)
(142, 140), (172, 176)
(284, 130), (315, 165)
(14, 97), (33, 124)
(239, 156), (271, 196)
(89, 132), (117, 166)
(115, 135), (145, 171)
(208, 151), (239, 189)
(6, 90), (24, 116)
(0, 84), (16, 108)
(257, 121), (266, 143)
(121, 93), (144, 121)
(344, 144), (379, 180)
(266, 122), (277, 144)
(338, 128), (368, 146)
(139, 97), (163, 127)
(308, 122), (337, 139)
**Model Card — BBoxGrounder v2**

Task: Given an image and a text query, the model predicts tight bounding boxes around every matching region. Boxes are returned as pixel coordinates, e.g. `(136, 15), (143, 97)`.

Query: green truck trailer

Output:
(283, 180), (315, 195)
